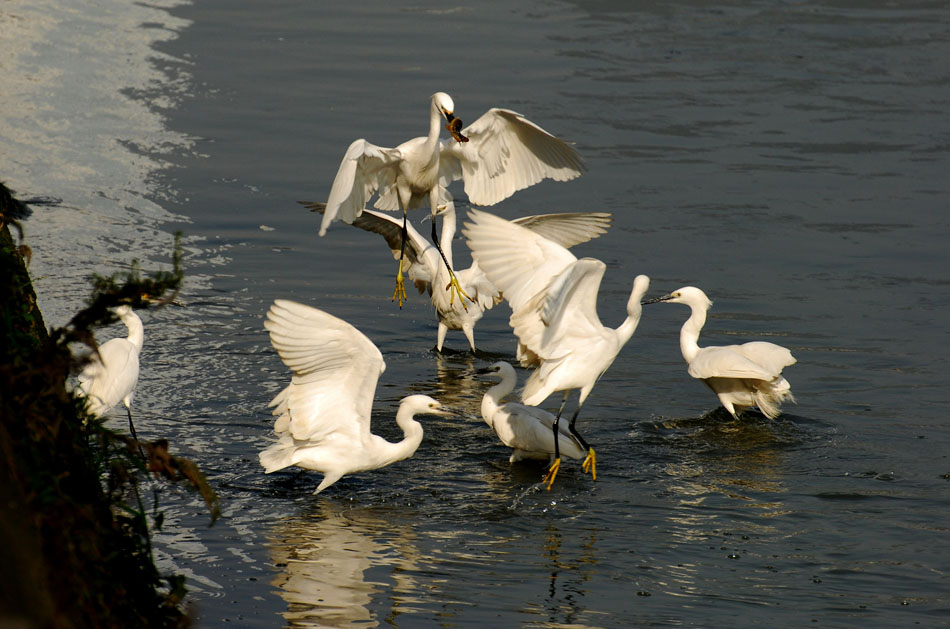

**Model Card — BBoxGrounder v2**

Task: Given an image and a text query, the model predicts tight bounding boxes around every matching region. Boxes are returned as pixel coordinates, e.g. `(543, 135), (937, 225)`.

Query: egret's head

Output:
(112, 304), (133, 317)
(406, 394), (453, 417)
(627, 275), (651, 314)
(432, 92), (456, 122)
(642, 286), (713, 310)
(476, 361), (514, 381)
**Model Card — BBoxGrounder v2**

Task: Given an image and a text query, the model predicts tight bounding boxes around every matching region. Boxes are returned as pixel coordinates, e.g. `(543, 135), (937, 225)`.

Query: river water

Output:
(2, 1), (949, 626)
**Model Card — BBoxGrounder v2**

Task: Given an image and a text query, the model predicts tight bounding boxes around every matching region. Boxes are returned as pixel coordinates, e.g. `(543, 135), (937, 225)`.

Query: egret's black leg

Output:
(567, 405), (596, 480)
(392, 208), (409, 307)
(430, 215), (474, 308)
(543, 392), (571, 490)
(126, 405), (146, 460)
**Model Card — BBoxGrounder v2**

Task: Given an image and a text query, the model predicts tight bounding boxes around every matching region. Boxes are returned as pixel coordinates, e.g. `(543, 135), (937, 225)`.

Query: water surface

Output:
(2, 0), (949, 626)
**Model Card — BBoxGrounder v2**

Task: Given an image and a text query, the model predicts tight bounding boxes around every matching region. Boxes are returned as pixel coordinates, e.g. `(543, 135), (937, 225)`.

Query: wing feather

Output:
(322, 139), (401, 236)
(440, 108), (585, 207)
(462, 208), (577, 312)
(265, 300), (384, 443)
(512, 212), (612, 248)
(511, 259), (606, 362)
(688, 346), (774, 381)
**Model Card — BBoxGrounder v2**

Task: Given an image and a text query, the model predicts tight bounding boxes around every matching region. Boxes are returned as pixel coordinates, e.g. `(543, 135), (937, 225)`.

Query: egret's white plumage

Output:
(463, 208), (651, 488)
(308, 200), (612, 352)
(260, 299), (451, 494)
(320, 92), (586, 235)
(644, 286), (796, 419)
(478, 361), (585, 465)
(77, 305), (143, 437)
(319, 91), (586, 305)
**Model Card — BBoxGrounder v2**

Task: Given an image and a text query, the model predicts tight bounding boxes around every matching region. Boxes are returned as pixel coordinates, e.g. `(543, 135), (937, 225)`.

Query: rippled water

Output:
(3, 0), (949, 626)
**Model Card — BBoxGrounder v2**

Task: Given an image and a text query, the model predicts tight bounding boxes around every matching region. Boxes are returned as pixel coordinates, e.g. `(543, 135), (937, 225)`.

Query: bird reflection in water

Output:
(428, 351), (484, 416)
(540, 522), (599, 627)
(643, 409), (795, 513)
(267, 501), (422, 628)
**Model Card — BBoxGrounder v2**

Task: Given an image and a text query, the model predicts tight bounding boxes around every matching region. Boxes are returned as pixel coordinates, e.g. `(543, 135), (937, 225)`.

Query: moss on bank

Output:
(1, 183), (213, 628)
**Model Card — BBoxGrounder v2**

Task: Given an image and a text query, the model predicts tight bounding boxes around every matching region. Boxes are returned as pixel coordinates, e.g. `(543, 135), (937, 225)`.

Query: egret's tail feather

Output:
(259, 437), (297, 473)
(754, 377), (795, 419)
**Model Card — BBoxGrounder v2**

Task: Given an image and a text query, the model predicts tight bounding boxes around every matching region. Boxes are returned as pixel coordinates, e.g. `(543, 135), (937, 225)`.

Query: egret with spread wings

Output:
(259, 300), (451, 494)
(306, 200), (612, 352)
(319, 92), (586, 307)
(463, 209), (651, 490)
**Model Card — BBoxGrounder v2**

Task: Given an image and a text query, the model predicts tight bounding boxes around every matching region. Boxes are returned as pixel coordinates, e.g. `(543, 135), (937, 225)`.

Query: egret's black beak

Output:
(642, 294), (673, 306)
(444, 111), (456, 123)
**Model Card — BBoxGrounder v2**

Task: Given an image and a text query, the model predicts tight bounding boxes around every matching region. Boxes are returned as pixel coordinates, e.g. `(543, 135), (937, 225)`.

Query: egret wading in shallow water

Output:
(643, 286), (797, 419)
(477, 361), (586, 467)
(463, 208), (651, 490)
(319, 91), (586, 308)
(76, 305), (144, 443)
(259, 299), (452, 494)
(305, 200), (612, 352)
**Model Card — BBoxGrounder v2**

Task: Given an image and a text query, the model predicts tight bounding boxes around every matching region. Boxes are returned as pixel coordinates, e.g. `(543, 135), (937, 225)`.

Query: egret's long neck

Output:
(438, 206), (457, 268)
(481, 374), (515, 427)
(615, 283), (649, 347)
(120, 310), (144, 353)
(615, 307), (642, 348)
(377, 404), (425, 466)
(679, 304), (706, 364)
(427, 100), (443, 151)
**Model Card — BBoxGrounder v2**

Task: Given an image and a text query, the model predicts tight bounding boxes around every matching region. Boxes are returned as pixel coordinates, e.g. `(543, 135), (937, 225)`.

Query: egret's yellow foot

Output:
(444, 273), (474, 309)
(392, 261), (408, 308)
(543, 457), (562, 491)
(581, 447), (596, 481)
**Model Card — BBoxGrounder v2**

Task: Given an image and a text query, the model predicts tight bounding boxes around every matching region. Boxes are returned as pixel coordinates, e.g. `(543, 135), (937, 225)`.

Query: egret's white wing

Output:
(512, 212), (612, 249)
(322, 139), (401, 236)
(77, 338), (139, 414)
(265, 300), (384, 442)
(462, 208), (577, 312)
(734, 341), (797, 377)
(455, 260), (501, 312)
(502, 405), (583, 454)
(440, 108), (585, 207)
(511, 258), (607, 362)
(687, 346), (775, 381)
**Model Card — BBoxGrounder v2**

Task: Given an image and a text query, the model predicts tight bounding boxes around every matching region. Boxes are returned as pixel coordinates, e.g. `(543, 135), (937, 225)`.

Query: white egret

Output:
(643, 286), (797, 419)
(463, 208), (651, 489)
(76, 304), (144, 442)
(477, 361), (586, 467)
(306, 200), (612, 352)
(259, 299), (452, 494)
(319, 91), (586, 307)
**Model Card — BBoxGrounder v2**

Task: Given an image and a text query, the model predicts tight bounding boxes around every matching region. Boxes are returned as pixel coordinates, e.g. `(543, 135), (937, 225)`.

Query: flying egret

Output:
(76, 304), (144, 443)
(305, 200), (612, 352)
(477, 361), (586, 467)
(259, 299), (452, 494)
(642, 286), (797, 419)
(463, 208), (651, 490)
(319, 91), (586, 307)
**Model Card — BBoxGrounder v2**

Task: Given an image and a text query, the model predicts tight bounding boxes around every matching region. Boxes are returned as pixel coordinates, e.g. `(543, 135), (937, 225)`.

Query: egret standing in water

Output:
(259, 299), (452, 494)
(76, 304), (144, 443)
(463, 208), (651, 490)
(477, 361), (586, 467)
(306, 200), (612, 352)
(643, 286), (796, 419)
(319, 91), (586, 307)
